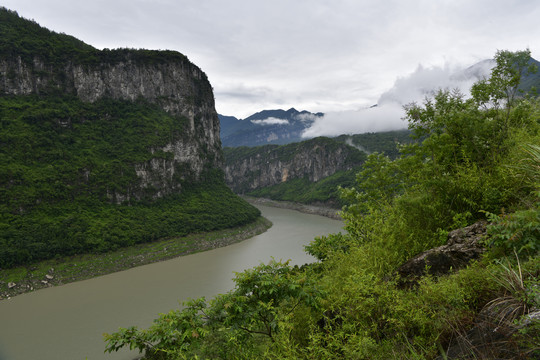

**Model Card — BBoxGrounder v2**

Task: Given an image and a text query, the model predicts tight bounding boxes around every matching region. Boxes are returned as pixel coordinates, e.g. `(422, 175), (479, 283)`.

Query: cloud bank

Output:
(302, 61), (494, 138)
(251, 117), (289, 125)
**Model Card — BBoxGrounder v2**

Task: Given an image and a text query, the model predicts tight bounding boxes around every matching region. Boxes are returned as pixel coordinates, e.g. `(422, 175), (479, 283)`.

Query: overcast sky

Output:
(4, 0), (540, 136)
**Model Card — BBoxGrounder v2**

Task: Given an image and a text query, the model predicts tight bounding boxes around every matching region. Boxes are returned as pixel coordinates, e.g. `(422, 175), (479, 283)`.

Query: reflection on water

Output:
(0, 205), (342, 360)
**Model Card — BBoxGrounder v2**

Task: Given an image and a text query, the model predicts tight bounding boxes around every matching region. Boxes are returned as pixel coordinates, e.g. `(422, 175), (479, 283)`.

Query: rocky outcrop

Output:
(398, 221), (487, 283)
(223, 137), (366, 193)
(0, 49), (222, 202)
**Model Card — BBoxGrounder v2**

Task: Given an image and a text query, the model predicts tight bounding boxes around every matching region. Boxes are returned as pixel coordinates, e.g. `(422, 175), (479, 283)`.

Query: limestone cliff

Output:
(0, 45), (221, 201)
(223, 137), (366, 193)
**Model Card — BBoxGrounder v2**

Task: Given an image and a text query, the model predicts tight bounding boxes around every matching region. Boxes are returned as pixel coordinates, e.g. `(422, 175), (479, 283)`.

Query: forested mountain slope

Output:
(223, 130), (412, 206)
(0, 8), (259, 267)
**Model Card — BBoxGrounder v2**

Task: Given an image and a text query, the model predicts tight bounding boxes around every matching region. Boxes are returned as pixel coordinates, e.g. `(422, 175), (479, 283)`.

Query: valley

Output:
(1, 6), (539, 360)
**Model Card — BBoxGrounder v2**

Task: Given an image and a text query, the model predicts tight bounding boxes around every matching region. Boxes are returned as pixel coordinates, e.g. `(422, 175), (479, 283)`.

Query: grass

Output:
(0, 216), (272, 300)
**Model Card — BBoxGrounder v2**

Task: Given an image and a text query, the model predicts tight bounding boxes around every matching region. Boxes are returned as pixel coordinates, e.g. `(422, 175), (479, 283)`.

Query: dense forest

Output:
(0, 94), (260, 268)
(106, 50), (540, 359)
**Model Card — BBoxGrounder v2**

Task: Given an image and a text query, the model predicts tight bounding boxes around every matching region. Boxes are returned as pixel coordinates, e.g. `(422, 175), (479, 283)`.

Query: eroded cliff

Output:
(223, 137), (366, 194)
(0, 48), (221, 201)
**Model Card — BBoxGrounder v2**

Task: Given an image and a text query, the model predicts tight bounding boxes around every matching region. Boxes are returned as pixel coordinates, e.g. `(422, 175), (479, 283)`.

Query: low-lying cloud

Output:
(302, 60), (494, 138)
(251, 117), (290, 125)
(302, 104), (407, 137)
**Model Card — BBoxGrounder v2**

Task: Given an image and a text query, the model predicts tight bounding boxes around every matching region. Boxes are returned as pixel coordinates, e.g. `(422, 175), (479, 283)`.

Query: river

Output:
(0, 205), (343, 360)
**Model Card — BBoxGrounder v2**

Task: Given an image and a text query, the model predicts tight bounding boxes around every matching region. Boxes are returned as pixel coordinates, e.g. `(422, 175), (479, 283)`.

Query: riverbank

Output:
(243, 196), (342, 220)
(0, 216), (272, 300)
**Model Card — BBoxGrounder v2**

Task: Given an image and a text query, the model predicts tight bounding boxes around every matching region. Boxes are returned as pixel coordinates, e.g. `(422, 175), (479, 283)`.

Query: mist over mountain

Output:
(221, 59), (501, 145)
(219, 108), (322, 147)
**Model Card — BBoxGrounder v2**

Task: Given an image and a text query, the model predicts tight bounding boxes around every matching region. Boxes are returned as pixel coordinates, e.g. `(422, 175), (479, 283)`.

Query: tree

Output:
(104, 260), (323, 359)
(471, 49), (537, 123)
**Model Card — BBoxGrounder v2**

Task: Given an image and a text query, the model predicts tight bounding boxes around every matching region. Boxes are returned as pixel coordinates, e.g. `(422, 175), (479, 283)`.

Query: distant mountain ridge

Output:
(219, 108), (322, 147)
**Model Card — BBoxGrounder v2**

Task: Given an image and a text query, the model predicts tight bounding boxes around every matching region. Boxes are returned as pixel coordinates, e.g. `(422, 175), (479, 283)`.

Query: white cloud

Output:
(302, 104), (407, 138)
(251, 117), (290, 126)
(302, 59), (495, 138)
(295, 113), (321, 122)
(377, 61), (493, 106)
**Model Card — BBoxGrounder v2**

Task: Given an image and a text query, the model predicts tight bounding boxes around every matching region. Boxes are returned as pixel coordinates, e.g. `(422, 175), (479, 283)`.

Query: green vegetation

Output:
(106, 50), (540, 359)
(334, 129), (413, 159)
(225, 136), (369, 206)
(225, 131), (412, 207)
(0, 93), (260, 268)
(0, 9), (262, 269)
(247, 170), (359, 206)
(225, 136), (367, 165)
(0, 8), (194, 71)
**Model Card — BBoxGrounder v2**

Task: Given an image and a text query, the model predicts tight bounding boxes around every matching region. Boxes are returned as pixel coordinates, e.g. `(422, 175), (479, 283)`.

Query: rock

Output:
(398, 221), (487, 283)
(7, 282), (16, 289)
(518, 309), (540, 328)
(224, 137), (364, 194)
(45, 274), (54, 280)
(41, 280), (48, 285)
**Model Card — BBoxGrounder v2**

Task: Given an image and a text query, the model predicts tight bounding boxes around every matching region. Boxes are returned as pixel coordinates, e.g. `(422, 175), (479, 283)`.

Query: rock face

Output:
(0, 49), (222, 201)
(223, 137), (366, 193)
(398, 221), (487, 282)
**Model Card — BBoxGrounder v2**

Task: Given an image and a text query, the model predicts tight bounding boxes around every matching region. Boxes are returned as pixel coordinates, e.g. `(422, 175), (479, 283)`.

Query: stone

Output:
(45, 274), (53, 280)
(397, 221), (487, 283)
(224, 137), (364, 196)
(7, 282), (16, 289)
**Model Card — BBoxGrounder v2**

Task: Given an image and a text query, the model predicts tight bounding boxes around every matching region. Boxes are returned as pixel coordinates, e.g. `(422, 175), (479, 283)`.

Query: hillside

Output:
(0, 8), (260, 268)
(224, 130), (412, 206)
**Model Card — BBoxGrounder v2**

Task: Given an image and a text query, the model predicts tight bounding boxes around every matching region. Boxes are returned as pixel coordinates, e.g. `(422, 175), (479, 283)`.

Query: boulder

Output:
(398, 221), (487, 283)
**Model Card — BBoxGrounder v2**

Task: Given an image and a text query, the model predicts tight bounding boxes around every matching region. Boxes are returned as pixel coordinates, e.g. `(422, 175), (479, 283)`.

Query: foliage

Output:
(333, 129), (413, 159)
(485, 194), (540, 257)
(0, 93), (260, 268)
(105, 260), (323, 359)
(224, 136), (367, 205)
(484, 144), (540, 257)
(247, 170), (359, 206)
(224, 131), (413, 207)
(0, 8), (197, 74)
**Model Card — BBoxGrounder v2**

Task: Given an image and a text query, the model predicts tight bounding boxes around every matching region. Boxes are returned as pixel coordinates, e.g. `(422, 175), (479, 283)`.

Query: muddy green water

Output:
(0, 205), (342, 360)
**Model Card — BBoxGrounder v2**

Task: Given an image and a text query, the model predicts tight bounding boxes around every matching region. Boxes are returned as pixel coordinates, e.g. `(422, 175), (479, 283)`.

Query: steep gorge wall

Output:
(224, 138), (365, 193)
(0, 50), (222, 201)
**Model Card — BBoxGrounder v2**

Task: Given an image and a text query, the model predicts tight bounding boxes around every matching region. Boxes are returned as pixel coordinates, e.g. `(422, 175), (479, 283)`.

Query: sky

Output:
(3, 0), (540, 136)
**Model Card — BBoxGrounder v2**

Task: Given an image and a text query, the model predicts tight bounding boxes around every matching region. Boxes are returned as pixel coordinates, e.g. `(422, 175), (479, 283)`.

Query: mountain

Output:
(219, 108), (323, 147)
(223, 130), (412, 206)
(0, 8), (259, 268)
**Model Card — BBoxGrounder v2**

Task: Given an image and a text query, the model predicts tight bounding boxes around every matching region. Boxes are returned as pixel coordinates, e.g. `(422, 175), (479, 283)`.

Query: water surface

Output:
(0, 205), (342, 360)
